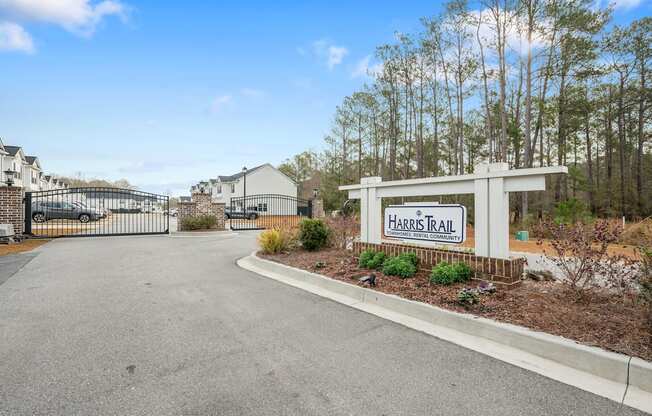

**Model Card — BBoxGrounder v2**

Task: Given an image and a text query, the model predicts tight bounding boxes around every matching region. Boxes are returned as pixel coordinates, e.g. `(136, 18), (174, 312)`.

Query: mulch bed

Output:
(0, 239), (50, 257)
(261, 248), (652, 362)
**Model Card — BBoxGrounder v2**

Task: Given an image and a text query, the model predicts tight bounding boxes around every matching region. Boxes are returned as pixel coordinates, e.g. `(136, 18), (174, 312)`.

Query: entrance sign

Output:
(340, 163), (567, 259)
(385, 204), (466, 244)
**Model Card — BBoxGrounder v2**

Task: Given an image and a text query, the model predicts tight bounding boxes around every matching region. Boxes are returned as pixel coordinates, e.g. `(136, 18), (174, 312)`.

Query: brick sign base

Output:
(177, 192), (226, 232)
(352, 241), (525, 286)
(0, 186), (24, 235)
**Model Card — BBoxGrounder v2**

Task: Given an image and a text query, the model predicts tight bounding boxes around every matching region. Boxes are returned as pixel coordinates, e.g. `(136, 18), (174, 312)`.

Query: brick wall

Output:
(352, 241), (525, 286)
(177, 192), (226, 231)
(0, 186), (24, 235)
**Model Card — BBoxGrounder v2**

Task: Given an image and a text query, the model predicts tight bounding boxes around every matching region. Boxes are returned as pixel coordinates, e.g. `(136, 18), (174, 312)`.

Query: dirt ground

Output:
(0, 239), (50, 256)
(262, 248), (651, 361)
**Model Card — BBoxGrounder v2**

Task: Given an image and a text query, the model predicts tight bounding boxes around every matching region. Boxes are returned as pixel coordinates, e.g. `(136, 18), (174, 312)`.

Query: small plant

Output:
(181, 214), (217, 230)
(258, 227), (295, 254)
(429, 261), (472, 285)
(314, 261), (326, 269)
(397, 251), (418, 267)
(457, 288), (480, 306)
(358, 249), (386, 269)
(298, 219), (330, 251)
(325, 215), (360, 249)
(534, 218), (625, 298)
(382, 255), (417, 278)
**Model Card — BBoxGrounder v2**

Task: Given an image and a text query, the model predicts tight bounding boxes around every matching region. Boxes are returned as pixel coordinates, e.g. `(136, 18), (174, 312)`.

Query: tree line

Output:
(280, 0), (652, 221)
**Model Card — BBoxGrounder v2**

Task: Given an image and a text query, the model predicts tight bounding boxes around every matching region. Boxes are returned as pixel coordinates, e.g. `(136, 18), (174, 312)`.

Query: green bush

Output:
(457, 288), (480, 306)
(257, 228), (296, 254)
(430, 262), (473, 285)
(181, 214), (218, 230)
(398, 251), (418, 267)
(298, 219), (330, 251)
(554, 198), (592, 224)
(359, 249), (386, 269)
(382, 255), (417, 278)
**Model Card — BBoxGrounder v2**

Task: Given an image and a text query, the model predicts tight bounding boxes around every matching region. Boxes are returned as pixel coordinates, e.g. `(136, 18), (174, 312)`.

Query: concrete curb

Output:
(238, 252), (652, 415)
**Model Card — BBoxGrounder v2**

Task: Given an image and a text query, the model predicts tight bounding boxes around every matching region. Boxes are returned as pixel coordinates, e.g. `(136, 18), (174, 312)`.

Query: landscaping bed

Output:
(0, 239), (50, 256)
(260, 247), (652, 361)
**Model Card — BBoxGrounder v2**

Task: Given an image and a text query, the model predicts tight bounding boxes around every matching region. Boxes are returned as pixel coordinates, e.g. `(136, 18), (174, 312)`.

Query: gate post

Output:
(23, 192), (32, 235)
(0, 186), (25, 235)
(308, 200), (313, 219)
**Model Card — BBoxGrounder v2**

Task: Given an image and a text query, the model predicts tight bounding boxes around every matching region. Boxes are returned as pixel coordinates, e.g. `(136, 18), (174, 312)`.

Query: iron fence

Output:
(228, 194), (312, 230)
(25, 187), (170, 238)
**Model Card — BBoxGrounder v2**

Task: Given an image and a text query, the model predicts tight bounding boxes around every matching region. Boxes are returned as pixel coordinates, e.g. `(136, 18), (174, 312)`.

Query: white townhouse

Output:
(206, 164), (298, 215)
(40, 174), (54, 191)
(0, 139), (9, 186)
(24, 156), (43, 192)
(2, 145), (28, 188)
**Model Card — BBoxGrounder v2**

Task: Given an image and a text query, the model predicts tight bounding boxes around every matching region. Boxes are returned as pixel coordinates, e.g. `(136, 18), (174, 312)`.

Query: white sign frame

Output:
(384, 204), (467, 244)
(339, 163), (567, 259)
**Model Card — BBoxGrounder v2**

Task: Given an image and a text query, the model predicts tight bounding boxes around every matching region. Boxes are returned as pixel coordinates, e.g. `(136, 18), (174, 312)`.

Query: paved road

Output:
(0, 233), (645, 416)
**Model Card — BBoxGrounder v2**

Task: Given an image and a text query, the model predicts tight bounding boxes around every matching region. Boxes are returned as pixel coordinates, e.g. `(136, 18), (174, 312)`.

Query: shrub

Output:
(298, 219), (330, 251)
(382, 255), (417, 278)
(181, 214), (217, 230)
(398, 251), (418, 267)
(457, 288), (480, 306)
(258, 228), (296, 254)
(554, 198), (592, 225)
(359, 249), (386, 269)
(325, 215), (360, 249)
(534, 219), (626, 298)
(430, 262), (472, 285)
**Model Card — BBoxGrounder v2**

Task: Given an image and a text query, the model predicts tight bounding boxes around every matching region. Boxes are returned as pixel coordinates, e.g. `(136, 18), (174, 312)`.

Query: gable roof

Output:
(0, 138), (6, 155)
(218, 164), (266, 182)
(4, 145), (23, 158)
(25, 156), (40, 168)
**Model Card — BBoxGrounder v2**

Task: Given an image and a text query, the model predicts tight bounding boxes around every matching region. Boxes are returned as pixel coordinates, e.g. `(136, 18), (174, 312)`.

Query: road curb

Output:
(238, 252), (652, 415)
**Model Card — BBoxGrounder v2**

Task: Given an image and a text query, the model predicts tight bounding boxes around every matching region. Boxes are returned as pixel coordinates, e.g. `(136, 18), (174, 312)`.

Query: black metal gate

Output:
(228, 194), (312, 230)
(24, 187), (170, 238)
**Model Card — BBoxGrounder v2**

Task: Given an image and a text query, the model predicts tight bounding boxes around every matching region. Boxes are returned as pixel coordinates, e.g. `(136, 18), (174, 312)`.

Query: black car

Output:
(31, 201), (102, 223)
(224, 208), (259, 220)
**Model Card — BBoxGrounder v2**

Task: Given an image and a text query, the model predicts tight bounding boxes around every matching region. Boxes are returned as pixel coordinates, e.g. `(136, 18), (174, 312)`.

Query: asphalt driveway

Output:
(0, 233), (645, 415)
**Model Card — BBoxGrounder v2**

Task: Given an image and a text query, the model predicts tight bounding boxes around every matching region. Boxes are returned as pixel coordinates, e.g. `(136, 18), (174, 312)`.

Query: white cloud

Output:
(0, 21), (33, 53)
(0, 0), (127, 36)
(240, 88), (264, 98)
(210, 94), (232, 113)
(327, 45), (348, 69)
(351, 55), (383, 79)
(311, 38), (349, 70)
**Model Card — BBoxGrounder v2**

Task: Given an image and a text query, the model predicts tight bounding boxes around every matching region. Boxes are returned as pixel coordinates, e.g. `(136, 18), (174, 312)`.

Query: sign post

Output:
(339, 163), (567, 259)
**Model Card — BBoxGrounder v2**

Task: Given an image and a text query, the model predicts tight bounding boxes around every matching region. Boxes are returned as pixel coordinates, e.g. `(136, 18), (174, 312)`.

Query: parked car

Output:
(164, 208), (178, 217)
(31, 201), (103, 223)
(224, 208), (259, 220)
(72, 201), (107, 218)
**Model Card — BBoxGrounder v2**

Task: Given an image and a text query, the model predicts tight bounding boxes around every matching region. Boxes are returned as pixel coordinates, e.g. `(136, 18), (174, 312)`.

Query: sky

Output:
(0, 0), (649, 196)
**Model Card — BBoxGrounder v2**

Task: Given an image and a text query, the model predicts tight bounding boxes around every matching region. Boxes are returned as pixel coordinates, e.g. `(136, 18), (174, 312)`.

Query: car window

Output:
(61, 202), (74, 209)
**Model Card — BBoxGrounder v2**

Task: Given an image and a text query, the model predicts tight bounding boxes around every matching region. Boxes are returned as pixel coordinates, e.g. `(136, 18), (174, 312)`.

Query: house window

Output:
(231, 183), (235, 193)
(217, 185), (222, 193)
(257, 203), (268, 212)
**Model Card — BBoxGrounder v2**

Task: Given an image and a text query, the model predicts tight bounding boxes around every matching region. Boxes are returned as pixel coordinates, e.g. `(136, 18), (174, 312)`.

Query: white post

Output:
(359, 177), (382, 244)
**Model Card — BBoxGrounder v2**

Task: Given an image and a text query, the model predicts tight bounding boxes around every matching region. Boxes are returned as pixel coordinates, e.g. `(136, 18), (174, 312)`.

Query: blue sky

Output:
(0, 0), (648, 195)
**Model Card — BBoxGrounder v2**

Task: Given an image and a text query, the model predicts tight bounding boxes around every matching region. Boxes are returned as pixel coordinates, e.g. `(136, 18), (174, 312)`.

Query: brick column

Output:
(0, 186), (24, 235)
(312, 199), (325, 218)
(176, 192), (225, 231)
